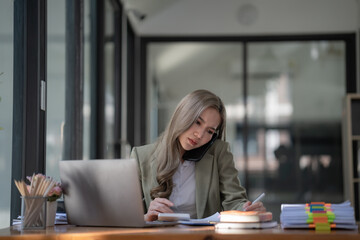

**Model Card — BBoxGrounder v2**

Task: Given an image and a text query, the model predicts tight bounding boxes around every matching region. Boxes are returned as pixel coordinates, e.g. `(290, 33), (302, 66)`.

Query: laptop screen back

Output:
(59, 159), (146, 227)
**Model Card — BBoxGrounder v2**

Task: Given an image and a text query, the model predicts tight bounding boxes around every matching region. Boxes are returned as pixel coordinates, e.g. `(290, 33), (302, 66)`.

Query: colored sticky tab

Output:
(310, 205), (324, 207)
(312, 211), (326, 214)
(327, 212), (335, 222)
(311, 206), (325, 211)
(310, 206), (324, 209)
(313, 217), (328, 223)
(304, 201), (336, 229)
(308, 223), (315, 228)
(315, 222), (331, 231)
(313, 212), (326, 216)
(311, 202), (326, 205)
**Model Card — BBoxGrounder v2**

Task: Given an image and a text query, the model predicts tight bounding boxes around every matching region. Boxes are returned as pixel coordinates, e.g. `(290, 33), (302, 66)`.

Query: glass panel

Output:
(147, 42), (244, 176)
(148, 40), (346, 222)
(83, 0), (91, 160)
(247, 41), (345, 220)
(104, 0), (115, 158)
(46, 0), (66, 179)
(0, 0), (13, 228)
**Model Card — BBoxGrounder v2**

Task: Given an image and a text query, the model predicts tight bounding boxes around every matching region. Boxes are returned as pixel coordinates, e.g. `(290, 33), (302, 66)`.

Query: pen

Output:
(252, 192), (265, 205)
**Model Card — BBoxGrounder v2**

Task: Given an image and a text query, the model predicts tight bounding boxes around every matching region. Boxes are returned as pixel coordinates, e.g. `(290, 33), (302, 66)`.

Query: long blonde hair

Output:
(150, 89), (226, 199)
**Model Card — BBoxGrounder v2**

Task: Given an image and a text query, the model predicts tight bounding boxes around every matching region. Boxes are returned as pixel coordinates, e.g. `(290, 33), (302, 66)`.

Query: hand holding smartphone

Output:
(182, 133), (218, 162)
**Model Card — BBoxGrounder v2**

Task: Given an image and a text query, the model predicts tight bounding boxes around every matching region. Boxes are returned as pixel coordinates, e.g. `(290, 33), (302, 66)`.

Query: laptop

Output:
(59, 158), (175, 227)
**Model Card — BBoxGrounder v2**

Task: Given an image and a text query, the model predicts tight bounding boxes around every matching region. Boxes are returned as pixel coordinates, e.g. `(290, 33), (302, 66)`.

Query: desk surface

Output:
(0, 224), (360, 240)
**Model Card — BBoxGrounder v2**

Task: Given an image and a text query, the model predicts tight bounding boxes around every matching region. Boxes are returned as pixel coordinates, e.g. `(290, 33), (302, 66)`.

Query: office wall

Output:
(124, 0), (359, 92)
(124, 0), (359, 36)
(132, 1), (355, 217)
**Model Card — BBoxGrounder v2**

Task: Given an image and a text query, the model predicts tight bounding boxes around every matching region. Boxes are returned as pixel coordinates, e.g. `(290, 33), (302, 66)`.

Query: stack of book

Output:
(215, 210), (277, 229)
(280, 201), (358, 231)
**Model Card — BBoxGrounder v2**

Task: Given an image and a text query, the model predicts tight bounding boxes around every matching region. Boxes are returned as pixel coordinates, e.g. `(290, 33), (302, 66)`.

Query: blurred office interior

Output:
(0, 0), (359, 227)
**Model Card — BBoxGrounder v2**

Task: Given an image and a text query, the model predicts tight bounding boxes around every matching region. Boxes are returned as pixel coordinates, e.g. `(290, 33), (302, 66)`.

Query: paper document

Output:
(280, 200), (358, 230)
(178, 212), (220, 225)
(215, 220), (278, 229)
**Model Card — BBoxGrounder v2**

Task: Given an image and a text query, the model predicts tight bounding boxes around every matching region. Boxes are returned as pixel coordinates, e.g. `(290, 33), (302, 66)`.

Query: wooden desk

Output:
(0, 224), (359, 240)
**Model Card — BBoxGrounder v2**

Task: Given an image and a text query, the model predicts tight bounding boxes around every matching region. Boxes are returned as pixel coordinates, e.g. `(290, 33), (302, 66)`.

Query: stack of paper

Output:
(178, 212), (220, 226)
(280, 201), (358, 230)
(215, 211), (277, 229)
(55, 213), (68, 225)
(13, 212), (68, 226)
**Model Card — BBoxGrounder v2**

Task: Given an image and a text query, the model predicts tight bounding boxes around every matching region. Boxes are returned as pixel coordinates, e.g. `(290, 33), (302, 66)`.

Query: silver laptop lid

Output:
(59, 159), (146, 227)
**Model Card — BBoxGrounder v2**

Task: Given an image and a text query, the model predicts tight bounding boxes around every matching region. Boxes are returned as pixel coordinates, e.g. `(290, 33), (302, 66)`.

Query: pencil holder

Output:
(21, 196), (47, 230)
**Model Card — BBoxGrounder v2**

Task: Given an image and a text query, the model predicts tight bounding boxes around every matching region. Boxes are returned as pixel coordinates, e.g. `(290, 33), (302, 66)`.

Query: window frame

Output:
(138, 33), (357, 190)
(11, 0), (47, 223)
(10, 0), (124, 224)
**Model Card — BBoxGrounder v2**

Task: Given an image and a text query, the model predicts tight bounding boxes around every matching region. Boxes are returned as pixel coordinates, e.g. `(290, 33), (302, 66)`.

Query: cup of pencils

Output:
(20, 196), (47, 229)
(14, 174), (57, 230)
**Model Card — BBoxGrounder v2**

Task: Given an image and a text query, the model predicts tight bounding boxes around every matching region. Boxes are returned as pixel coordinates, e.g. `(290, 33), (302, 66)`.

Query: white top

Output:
(169, 160), (197, 219)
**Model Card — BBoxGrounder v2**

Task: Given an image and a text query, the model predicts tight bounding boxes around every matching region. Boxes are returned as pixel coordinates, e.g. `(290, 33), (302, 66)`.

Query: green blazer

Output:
(130, 139), (248, 219)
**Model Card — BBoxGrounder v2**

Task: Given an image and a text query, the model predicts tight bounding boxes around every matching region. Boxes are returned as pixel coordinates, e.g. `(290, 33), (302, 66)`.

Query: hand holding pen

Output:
(243, 193), (266, 212)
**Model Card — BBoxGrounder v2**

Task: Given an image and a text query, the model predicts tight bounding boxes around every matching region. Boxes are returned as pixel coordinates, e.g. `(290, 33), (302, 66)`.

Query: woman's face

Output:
(179, 107), (221, 153)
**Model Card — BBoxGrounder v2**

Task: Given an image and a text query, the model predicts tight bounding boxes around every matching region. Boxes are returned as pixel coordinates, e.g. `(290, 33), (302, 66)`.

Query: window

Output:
(145, 36), (354, 222)
(0, 0), (13, 229)
(246, 41), (346, 219)
(10, 0), (123, 225)
(104, 0), (116, 158)
(46, 0), (66, 179)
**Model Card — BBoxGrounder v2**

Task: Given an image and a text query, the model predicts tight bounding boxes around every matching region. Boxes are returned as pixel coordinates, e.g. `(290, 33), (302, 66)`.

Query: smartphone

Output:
(182, 133), (218, 162)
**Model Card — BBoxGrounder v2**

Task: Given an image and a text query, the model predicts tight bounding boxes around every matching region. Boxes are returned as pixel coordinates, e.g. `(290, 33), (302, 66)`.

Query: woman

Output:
(131, 89), (266, 221)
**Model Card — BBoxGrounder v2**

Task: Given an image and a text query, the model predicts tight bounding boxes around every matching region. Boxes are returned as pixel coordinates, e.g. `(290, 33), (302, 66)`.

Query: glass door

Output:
(147, 42), (244, 168)
(46, 0), (66, 179)
(146, 39), (347, 221)
(246, 41), (345, 218)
